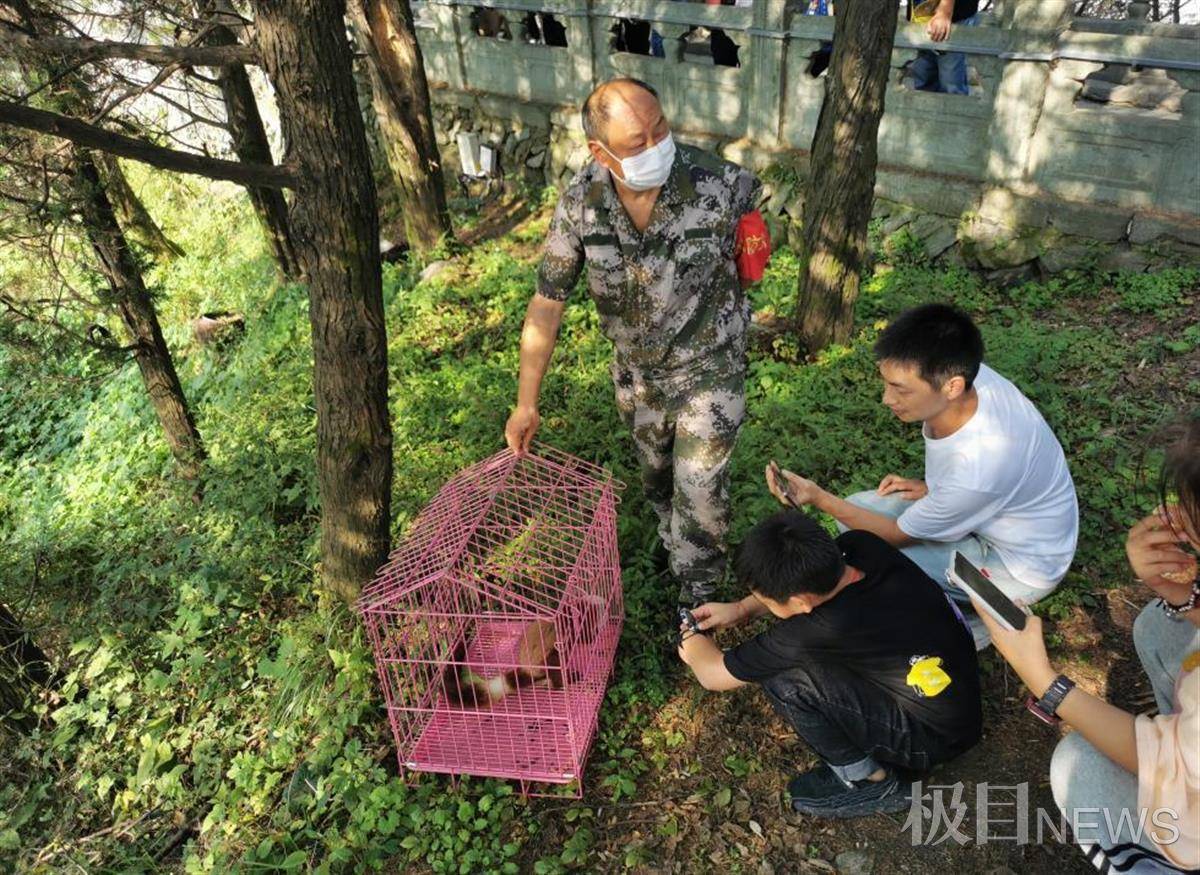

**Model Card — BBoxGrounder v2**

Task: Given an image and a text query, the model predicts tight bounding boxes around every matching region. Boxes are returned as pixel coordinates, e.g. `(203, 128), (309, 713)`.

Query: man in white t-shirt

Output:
(766, 304), (1078, 648)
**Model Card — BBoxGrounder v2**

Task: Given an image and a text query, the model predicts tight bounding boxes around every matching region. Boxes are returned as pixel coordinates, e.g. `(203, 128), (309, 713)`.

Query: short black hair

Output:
(874, 304), (984, 390)
(735, 510), (846, 601)
(581, 78), (659, 144)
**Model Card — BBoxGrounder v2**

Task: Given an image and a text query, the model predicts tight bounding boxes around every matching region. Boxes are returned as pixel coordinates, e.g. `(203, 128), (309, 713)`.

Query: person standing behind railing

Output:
(909, 0), (978, 95)
(798, 0), (834, 77)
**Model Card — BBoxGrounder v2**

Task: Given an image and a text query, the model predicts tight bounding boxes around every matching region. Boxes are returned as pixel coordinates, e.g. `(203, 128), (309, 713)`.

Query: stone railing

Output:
(411, 0), (1200, 269)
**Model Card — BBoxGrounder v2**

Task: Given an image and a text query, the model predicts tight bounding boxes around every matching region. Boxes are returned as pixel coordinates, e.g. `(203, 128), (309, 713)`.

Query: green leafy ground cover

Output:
(0, 172), (1197, 873)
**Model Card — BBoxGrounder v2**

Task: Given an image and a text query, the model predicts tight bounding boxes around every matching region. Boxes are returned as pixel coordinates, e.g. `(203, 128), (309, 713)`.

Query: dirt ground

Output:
(525, 579), (1159, 875)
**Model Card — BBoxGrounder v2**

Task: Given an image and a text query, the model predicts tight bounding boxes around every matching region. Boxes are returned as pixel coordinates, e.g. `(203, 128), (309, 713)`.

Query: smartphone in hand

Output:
(768, 460), (798, 509)
(948, 552), (1029, 631)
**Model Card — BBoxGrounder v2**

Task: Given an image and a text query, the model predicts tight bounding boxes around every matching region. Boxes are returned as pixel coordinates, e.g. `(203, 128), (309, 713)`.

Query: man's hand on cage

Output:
(505, 404), (540, 453)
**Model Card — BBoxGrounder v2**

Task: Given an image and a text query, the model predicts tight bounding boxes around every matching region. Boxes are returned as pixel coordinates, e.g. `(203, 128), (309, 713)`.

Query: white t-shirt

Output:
(897, 364), (1079, 590)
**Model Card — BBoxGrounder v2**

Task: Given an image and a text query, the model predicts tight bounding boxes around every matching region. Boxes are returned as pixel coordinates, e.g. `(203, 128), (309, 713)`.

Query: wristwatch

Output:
(1025, 674), (1076, 725)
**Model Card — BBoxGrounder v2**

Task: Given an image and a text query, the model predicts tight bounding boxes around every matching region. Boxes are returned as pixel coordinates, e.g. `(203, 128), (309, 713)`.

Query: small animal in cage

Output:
(440, 592), (607, 710)
(442, 619), (562, 708)
(358, 445), (625, 796)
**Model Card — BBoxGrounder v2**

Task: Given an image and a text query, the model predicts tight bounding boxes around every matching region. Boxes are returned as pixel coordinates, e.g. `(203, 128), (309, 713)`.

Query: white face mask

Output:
(599, 133), (676, 192)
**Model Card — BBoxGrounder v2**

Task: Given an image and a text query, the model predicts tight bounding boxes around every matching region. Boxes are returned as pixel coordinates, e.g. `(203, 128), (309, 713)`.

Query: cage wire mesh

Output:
(358, 444), (625, 796)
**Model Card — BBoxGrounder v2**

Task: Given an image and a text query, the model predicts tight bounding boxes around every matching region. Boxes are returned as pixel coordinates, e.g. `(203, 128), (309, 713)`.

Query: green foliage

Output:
(1113, 266), (1198, 315)
(0, 167), (1193, 872)
(1177, 322), (1200, 353)
(759, 160), (802, 193)
(881, 227), (929, 268)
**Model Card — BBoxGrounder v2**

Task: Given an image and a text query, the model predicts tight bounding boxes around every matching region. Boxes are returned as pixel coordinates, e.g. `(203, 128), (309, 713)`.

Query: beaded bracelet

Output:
(1160, 579), (1200, 619)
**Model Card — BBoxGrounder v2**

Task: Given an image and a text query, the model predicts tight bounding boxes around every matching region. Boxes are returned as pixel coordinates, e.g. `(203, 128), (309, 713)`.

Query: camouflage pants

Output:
(612, 357), (746, 603)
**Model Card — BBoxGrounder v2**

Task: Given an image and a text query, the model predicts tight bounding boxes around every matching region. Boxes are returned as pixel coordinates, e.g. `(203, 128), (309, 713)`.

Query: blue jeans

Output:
(650, 30), (664, 58)
(1049, 602), (1200, 873)
(839, 491), (1054, 650)
(911, 15), (977, 95)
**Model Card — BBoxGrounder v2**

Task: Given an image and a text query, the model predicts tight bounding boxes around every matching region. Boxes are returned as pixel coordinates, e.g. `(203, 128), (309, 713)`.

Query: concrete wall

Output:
(413, 0), (1200, 266)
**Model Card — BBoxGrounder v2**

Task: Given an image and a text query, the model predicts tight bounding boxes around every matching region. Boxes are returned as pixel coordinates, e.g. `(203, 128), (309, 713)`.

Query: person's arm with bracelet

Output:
(975, 505), (1200, 774)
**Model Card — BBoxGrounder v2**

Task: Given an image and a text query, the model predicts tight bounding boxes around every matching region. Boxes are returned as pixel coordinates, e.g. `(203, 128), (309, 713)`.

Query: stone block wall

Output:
(415, 0), (1200, 269)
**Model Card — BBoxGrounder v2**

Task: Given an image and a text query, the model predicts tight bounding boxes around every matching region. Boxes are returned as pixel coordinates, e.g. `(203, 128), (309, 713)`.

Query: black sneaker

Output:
(786, 763), (909, 818)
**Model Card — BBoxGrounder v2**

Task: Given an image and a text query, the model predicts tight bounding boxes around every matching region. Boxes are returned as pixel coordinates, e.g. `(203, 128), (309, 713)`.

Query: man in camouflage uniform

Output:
(504, 78), (762, 605)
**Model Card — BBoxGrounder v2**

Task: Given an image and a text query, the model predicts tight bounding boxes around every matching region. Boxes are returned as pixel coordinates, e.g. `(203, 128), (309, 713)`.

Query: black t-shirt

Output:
(906, 0), (980, 24)
(724, 531), (981, 738)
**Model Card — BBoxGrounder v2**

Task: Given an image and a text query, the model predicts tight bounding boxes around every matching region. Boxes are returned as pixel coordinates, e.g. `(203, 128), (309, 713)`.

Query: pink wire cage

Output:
(357, 444), (625, 797)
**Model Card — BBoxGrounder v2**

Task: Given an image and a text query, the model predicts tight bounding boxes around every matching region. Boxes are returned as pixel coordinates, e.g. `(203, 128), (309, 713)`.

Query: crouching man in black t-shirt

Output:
(677, 509), (982, 817)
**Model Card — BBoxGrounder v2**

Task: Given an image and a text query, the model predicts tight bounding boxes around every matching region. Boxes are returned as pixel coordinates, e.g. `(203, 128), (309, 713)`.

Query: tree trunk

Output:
(11, 3), (208, 479)
(253, 0), (393, 602)
(795, 0), (898, 352)
(200, 0), (302, 278)
(76, 154), (207, 478)
(96, 153), (185, 260)
(349, 0), (452, 252)
(0, 602), (55, 733)
(350, 23), (407, 244)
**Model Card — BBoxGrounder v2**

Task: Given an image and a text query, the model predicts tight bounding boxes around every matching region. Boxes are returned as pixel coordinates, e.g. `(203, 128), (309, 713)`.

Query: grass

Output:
(0, 168), (1196, 873)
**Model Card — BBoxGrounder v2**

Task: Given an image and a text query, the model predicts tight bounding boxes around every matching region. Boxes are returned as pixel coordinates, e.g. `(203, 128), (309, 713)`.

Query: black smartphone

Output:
(949, 552), (1027, 631)
(768, 460), (797, 508)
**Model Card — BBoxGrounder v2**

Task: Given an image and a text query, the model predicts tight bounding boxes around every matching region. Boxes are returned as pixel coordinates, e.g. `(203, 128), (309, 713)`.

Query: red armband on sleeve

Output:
(735, 210), (771, 284)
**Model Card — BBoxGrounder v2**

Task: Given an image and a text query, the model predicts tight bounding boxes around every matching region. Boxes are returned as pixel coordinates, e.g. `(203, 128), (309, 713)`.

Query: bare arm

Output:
(691, 595), (770, 632)
(678, 633), (746, 692)
(505, 294), (565, 452)
(766, 466), (914, 547)
(735, 594), (770, 622)
(1047, 678), (1139, 773)
(978, 610), (1139, 773)
(928, 0), (955, 40)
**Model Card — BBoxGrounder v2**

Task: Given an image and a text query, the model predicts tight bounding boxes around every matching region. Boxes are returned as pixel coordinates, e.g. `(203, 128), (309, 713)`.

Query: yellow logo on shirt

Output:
(1183, 651), (1200, 674)
(907, 655), (952, 698)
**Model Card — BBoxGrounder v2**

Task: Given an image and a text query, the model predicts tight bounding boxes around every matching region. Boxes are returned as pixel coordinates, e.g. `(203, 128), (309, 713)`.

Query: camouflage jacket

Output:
(537, 144), (761, 376)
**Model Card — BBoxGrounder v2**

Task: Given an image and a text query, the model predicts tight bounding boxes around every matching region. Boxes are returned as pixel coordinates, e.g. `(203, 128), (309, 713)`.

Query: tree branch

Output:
(0, 100), (296, 189)
(1, 23), (260, 67)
